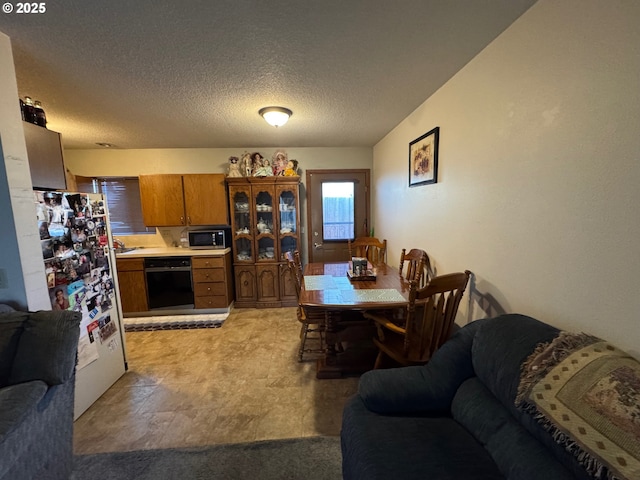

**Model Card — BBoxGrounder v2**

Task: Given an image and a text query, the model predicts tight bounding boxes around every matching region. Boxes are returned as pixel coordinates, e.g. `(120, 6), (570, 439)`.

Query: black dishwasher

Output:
(144, 257), (194, 310)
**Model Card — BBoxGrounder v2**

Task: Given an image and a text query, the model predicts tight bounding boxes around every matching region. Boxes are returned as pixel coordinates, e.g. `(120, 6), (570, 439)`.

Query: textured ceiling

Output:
(0, 1), (537, 149)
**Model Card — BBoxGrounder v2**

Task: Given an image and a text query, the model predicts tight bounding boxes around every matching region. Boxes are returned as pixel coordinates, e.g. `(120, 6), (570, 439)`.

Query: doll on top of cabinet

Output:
(227, 156), (242, 177)
(272, 150), (288, 176)
(240, 151), (253, 177)
(252, 153), (274, 177)
(284, 159), (299, 176)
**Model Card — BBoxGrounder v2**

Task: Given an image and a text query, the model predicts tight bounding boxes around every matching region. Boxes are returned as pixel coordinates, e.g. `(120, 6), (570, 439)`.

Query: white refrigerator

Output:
(34, 190), (127, 419)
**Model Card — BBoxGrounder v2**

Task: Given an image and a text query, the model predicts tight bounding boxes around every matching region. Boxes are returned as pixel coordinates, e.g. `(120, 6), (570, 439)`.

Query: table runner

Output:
(316, 288), (405, 305)
(303, 275), (351, 291)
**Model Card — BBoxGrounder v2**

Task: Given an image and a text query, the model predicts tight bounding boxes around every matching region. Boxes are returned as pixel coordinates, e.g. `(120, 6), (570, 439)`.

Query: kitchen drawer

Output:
(192, 256), (224, 269)
(195, 295), (228, 309)
(194, 282), (227, 297)
(116, 258), (145, 272)
(192, 268), (225, 283)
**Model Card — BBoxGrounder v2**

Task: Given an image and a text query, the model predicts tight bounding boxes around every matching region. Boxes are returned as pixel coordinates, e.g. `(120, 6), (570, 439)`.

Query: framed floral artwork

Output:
(409, 126), (439, 187)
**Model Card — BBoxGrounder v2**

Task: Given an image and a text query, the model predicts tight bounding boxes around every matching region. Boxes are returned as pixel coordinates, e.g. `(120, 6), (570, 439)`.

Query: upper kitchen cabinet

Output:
(139, 174), (228, 226)
(23, 121), (67, 190)
(182, 174), (228, 225)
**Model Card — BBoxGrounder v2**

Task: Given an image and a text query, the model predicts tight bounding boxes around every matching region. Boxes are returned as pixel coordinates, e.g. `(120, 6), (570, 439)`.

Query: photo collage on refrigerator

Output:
(35, 191), (118, 359)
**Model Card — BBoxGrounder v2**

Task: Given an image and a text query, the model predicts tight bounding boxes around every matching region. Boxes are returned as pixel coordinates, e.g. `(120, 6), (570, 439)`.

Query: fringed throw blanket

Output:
(516, 332), (640, 480)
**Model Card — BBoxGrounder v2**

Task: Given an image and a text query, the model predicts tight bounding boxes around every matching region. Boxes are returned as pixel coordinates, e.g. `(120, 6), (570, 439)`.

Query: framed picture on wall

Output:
(409, 126), (439, 187)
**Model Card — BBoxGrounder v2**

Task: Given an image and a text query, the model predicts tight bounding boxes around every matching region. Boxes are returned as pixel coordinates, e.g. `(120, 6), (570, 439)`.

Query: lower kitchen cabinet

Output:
(115, 258), (148, 313)
(192, 253), (233, 309)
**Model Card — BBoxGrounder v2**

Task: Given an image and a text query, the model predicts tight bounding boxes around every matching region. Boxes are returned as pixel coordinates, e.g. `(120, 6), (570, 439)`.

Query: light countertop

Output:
(115, 247), (231, 258)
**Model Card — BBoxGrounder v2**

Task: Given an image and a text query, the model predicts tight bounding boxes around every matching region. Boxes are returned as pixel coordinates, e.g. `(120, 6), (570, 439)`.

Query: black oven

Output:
(144, 257), (194, 310)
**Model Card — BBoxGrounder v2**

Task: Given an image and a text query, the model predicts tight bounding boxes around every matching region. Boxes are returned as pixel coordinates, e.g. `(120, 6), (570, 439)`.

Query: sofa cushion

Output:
(471, 314), (560, 410)
(451, 377), (576, 480)
(471, 315), (599, 480)
(0, 313), (29, 387)
(341, 394), (505, 480)
(0, 380), (48, 438)
(358, 318), (483, 415)
(0, 304), (16, 313)
(9, 310), (81, 386)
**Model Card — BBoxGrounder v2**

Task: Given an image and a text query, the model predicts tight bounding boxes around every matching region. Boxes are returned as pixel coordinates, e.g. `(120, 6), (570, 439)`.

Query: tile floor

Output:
(73, 307), (359, 454)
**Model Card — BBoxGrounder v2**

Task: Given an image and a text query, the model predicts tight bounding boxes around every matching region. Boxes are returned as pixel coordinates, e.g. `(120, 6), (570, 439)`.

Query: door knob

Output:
(314, 242), (323, 249)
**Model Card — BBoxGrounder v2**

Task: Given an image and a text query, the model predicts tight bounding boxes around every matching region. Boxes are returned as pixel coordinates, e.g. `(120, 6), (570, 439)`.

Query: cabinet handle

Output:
(180, 216), (185, 225)
(187, 215), (192, 225)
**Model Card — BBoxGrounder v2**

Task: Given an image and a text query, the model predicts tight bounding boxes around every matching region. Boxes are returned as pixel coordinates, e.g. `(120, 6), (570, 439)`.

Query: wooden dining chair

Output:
(399, 248), (434, 288)
(285, 251), (326, 362)
(364, 270), (471, 369)
(348, 237), (387, 264)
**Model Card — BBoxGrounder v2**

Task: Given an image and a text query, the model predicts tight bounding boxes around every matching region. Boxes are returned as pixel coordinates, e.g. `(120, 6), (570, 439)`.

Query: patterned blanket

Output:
(516, 332), (640, 480)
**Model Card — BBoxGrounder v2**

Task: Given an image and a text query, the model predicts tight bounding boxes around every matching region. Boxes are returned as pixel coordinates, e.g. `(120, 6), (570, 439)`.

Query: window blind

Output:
(98, 178), (153, 236)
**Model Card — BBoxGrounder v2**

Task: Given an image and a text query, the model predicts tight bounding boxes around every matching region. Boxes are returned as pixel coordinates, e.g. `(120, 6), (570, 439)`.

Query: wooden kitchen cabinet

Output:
(192, 253), (234, 309)
(226, 176), (300, 308)
(115, 258), (148, 313)
(23, 121), (67, 190)
(139, 174), (228, 227)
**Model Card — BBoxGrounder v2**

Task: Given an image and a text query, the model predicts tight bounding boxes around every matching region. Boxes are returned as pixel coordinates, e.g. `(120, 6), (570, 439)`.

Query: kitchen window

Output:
(95, 177), (153, 236)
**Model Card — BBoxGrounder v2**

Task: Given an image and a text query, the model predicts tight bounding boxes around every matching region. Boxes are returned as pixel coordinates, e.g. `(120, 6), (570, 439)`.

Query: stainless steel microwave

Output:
(188, 229), (228, 250)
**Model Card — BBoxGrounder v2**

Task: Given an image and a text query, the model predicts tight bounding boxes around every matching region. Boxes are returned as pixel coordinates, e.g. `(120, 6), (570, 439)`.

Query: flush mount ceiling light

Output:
(95, 142), (115, 148)
(259, 106), (292, 127)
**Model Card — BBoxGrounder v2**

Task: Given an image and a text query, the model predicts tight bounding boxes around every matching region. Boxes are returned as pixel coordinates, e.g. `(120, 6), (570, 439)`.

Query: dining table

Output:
(300, 261), (412, 378)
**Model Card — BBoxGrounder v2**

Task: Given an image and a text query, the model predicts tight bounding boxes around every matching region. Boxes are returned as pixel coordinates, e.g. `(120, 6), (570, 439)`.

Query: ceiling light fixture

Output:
(259, 106), (292, 127)
(95, 142), (114, 148)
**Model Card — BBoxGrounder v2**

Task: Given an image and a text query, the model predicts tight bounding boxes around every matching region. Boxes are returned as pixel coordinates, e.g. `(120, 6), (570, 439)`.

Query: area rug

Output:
(72, 436), (341, 480)
(123, 313), (228, 332)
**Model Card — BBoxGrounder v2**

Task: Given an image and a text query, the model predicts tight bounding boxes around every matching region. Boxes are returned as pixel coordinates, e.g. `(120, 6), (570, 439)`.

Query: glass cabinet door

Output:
(276, 183), (299, 261)
(231, 187), (253, 262)
(253, 187), (276, 262)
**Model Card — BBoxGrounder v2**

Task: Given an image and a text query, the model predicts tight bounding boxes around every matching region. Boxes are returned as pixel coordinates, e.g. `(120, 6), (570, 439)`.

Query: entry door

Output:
(306, 170), (370, 263)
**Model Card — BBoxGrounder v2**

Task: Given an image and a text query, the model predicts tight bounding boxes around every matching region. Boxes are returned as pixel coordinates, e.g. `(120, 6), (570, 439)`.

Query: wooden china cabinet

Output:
(226, 176), (300, 308)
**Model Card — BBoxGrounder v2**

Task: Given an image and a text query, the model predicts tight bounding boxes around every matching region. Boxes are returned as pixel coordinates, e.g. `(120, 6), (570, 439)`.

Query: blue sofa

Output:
(0, 308), (81, 480)
(341, 314), (639, 480)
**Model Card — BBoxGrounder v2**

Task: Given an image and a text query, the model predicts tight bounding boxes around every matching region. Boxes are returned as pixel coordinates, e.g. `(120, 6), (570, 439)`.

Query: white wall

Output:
(373, 0), (640, 357)
(63, 147), (372, 178)
(64, 147), (373, 253)
(0, 32), (50, 310)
